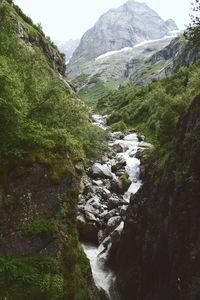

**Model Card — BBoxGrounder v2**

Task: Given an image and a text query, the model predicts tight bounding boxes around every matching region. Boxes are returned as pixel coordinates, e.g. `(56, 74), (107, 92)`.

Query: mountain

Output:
(66, 0), (178, 104)
(0, 1), (105, 299)
(68, 0), (178, 70)
(56, 39), (80, 61)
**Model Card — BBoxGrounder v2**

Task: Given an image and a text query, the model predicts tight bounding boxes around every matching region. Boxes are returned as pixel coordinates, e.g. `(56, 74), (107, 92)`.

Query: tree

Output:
(185, 0), (200, 48)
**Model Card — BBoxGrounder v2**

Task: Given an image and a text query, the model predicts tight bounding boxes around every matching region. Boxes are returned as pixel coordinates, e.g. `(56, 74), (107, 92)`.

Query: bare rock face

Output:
(68, 0), (178, 69)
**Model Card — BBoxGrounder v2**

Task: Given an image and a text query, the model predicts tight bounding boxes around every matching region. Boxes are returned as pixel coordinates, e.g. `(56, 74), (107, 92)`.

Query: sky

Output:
(13, 0), (191, 42)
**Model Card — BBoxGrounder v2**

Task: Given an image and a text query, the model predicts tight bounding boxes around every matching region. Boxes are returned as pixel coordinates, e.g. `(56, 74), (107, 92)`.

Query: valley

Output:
(0, 0), (200, 299)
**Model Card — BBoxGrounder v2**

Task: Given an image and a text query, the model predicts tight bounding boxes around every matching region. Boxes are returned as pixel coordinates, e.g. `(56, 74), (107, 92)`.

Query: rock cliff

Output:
(67, 0), (178, 73)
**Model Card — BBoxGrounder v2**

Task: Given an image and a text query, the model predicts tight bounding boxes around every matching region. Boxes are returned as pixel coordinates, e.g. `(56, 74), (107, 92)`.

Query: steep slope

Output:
(68, 0), (177, 68)
(109, 95), (200, 300)
(0, 1), (105, 299)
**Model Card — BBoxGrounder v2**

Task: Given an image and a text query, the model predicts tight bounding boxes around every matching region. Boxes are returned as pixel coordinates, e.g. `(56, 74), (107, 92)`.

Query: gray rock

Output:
(108, 197), (120, 210)
(111, 177), (131, 194)
(89, 163), (113, 179)
(106, 216), (122, 234)
(112, 144), (124, 153)
(92, 179), (103, 186)
(120, 205), (128, 217)
(102, 188), (112, 200)
(85, 203), (100, 216)
(103, 209), (118, 223)
(111, 158), (127, 173)
(85, 211), (98, 222)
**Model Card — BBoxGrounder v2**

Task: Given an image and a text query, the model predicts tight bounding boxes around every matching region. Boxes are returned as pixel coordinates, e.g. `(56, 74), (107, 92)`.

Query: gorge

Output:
(0, 0), (200, 299)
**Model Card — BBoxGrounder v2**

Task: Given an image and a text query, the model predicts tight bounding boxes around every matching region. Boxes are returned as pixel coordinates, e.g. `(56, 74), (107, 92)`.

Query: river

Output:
(79, 114), (151, 299)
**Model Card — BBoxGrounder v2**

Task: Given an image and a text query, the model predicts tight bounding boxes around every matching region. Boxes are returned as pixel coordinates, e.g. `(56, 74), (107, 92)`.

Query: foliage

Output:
(22, 218), (58, 236)
(0, 256), (64, 299)
(97, 59), (200, 151)
(0, 2), (105, 164)
(184, 0), (200, 49)
(0, 3), (104, 298)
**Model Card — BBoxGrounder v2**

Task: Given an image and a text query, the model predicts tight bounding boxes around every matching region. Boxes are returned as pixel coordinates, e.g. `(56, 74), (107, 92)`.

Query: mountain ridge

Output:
(68, 0), (178, 71)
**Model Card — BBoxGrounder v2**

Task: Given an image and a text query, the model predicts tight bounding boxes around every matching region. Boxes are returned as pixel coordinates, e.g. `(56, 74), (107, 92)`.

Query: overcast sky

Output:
(13, 0), (191, 41)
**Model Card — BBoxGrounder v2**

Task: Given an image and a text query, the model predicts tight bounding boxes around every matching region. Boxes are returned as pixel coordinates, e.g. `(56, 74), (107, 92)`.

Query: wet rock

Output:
(111, 158), (127, 173)
(115, 169), (126, 177)
(107, 151), (117, 159)
(103, 209), (118, 223)
(120, 205), (128, 217)
(112, 143), (124, 153)
(129, 149), (136, 157)
(135, 148), (145, 160)
(77, 215), (99, 244)
(92, 179), (103, 186)
(110, 221), (124, 244)
(138, 135), (145, 142)
(99, 210), (109, 219)
(111, 131), (125, 140)
(89, 163), (113, 179)
(106, 216), (122, 235)
(85, 211), (98, 222)
(85, 203), (100, 216)
(102, 188), (112, 200)
(87, 196), (101, 209)
(111, 177), (131, 194)
(108, 197), (120, 209)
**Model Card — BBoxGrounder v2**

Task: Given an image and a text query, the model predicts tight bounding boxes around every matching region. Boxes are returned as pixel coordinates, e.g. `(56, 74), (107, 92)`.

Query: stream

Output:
(78, 114), (151, 299)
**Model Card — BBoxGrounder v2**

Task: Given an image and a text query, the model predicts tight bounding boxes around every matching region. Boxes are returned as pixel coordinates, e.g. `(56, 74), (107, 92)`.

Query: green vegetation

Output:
(97, 59), (200, 152)
(0, 2), (106, 164)
(0, 256), (64, 300)
(140, 61), (166, 79)
(0, 2), (105, 299)
(22, 218), (58, 236)
(76, 74), (118, 106)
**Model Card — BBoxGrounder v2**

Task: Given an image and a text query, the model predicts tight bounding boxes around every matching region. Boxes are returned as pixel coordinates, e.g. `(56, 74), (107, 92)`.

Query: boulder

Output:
(111, 177), (131, 194)
(77, 215), (99, 244)
(108, 197), (120, 210)
(102, 188), (112, 200)
(111, 158), (126, 173)
(89, 163), (113, 179)
(92, 179), (103, 186)
(85, 203), (100, 216)
(112, 143), (124, 153)
(103, 209), (118, 223)
(85, 211), (98, 222)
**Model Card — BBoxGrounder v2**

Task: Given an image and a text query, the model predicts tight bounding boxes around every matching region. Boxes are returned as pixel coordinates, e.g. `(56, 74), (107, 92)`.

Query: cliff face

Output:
(109, 96), (200, 300)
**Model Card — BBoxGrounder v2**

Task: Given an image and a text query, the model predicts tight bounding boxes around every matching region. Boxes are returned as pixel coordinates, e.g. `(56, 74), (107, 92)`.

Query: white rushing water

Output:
(81, 114), (150, 299)
(110, 132), (142, 201)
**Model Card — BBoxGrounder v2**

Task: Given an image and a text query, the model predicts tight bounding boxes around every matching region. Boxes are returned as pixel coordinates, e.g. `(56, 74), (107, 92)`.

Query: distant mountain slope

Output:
(56, 39), (80, 61)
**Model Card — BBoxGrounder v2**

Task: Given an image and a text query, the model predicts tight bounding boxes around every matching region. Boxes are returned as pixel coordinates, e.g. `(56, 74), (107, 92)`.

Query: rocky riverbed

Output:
(77, 114), (151, 299)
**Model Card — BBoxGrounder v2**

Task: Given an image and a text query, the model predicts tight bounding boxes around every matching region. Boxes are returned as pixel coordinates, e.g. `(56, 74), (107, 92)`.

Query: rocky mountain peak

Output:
(165, 18), (179, 31)
(67, 0), (178, 71)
